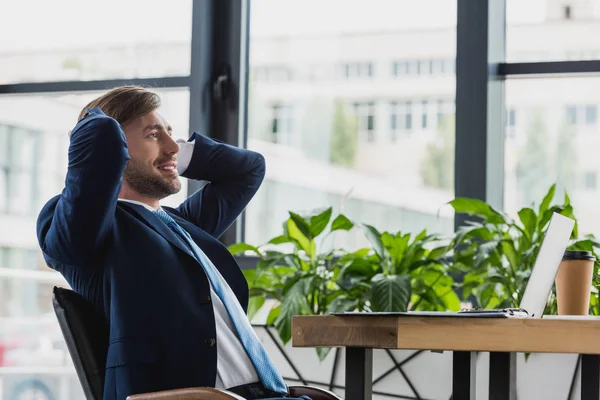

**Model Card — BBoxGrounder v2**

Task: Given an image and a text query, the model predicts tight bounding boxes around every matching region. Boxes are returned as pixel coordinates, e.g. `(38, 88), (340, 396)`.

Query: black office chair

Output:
(52, 286), (342, 400)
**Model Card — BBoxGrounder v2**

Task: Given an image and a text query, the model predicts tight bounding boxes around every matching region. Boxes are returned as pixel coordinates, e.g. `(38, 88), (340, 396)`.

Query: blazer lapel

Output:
(119, 202), (197, 261)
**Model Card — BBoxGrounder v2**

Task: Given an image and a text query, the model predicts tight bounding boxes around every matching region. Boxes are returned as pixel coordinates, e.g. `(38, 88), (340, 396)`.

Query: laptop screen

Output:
(519, 213), (575, 318)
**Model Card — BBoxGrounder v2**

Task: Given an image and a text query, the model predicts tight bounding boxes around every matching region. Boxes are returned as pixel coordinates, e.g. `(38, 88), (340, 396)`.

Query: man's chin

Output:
(165, 177), (182, 196)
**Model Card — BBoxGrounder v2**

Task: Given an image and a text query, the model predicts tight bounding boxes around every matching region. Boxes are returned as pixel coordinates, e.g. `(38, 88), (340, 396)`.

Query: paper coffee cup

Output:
(555, 250), (595, 315)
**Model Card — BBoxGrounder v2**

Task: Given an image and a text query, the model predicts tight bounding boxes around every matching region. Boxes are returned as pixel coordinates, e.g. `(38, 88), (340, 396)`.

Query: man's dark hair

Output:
(78, 86), (161, 125)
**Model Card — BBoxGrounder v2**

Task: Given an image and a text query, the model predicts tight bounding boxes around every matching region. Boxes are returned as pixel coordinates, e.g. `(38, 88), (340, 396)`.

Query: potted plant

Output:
(449, 184), (600, 314)
(229, 207), (460, 359)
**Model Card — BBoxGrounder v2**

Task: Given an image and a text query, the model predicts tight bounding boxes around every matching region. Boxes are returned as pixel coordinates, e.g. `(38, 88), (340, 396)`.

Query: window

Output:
(393, 58), (454, 77)
(418, 60), (432, 75)
(505, 78), (600, 237)
(432, 59), (445, 74)
(354, 102), (376, 142)
(421, 100), (429, 129)
(438, 99), (455, 126)
(246, 0), (457, 248)
(393, 60), (409, 76)
(566, 105), (597, 126)
(390, 101), (414, 141)
(270, 104), (294, 144)
(0, 124), (39, 215)
(506, 107), (517, 137)
(442, 59), (455, 74)
(0, 0), (193, 83)
(567, 106), (578, 125)
(585, 105), (597, 125)
(583, 171), (597, 190)
(253, 66), (293, 82)
(344, 62), (373, 79)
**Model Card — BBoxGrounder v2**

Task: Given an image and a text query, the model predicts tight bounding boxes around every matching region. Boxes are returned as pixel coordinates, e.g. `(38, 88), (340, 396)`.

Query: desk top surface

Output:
(291, 314), (600, 354)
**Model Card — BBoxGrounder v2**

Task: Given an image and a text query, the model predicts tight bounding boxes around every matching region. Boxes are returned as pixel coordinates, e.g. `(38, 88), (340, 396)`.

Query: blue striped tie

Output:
(154, 210), (288, 395)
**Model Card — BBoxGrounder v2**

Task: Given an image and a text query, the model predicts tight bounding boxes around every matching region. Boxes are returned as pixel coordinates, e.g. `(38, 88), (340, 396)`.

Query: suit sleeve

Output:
(177, 133), (266, 239)
(36, 109), (130, 267)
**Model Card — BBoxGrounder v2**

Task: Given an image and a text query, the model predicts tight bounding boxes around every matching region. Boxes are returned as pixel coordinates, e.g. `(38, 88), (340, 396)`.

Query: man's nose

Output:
(164, 135), (180, 155)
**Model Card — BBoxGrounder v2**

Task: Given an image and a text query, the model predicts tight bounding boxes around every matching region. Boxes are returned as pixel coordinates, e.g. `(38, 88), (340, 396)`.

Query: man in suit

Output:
(36, 86), (311, 400)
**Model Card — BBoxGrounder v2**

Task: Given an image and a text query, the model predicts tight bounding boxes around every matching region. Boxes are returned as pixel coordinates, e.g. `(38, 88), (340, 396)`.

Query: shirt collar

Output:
(118, 198), (162, 212)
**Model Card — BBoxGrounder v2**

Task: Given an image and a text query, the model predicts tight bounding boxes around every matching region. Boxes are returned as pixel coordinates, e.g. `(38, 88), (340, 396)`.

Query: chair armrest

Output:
(289, 385), (344, 400)
(126, 387), (245, 400)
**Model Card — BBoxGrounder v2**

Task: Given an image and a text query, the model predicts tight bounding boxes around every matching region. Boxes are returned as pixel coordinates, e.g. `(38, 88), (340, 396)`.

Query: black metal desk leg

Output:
(488, 352), (516, 400)
(345, 347), (373, 400)
(452, 351), (476, 400)
(581, 354), (600, 400)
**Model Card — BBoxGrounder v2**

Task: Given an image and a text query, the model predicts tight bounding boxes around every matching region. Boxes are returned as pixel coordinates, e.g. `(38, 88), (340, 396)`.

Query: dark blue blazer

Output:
(36, 108), (266, 400)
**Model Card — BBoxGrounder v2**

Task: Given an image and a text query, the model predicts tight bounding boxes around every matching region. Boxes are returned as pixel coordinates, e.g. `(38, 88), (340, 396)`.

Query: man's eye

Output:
(148, 133), (159, 138)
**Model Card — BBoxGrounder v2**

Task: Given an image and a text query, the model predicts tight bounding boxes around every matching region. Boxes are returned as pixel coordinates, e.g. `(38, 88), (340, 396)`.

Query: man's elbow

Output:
(250, 152), (266, 184)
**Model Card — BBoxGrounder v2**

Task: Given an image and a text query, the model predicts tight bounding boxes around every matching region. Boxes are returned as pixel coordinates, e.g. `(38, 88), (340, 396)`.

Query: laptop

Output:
(333, 212), (575, 319)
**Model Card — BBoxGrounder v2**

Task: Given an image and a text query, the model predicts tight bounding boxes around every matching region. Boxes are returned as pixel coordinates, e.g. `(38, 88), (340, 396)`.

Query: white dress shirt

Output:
(117, 139), (259, 389)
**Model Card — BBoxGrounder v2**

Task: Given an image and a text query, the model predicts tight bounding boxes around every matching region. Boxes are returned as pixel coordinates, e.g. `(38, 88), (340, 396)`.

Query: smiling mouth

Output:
(157, 164), (178, 174)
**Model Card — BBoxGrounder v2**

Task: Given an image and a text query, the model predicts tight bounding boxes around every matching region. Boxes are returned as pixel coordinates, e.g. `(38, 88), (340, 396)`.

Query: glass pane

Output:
(0, 89), (189, 400)
(246, 0), (457, 248)
(0, 0), (192, 84)
(507, 0), (600, 62)
(504, 77), (600, 236)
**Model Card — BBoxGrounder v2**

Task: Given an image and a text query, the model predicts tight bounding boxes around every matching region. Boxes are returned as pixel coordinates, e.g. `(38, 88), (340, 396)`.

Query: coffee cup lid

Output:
(563, 250), (596, 261)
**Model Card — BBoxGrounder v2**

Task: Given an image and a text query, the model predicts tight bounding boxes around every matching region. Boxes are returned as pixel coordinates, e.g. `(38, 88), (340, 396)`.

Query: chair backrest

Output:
(52, 286), (109, 400)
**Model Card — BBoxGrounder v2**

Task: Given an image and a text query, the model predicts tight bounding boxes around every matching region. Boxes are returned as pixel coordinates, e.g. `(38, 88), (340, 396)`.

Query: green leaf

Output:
(370, 274), (411, 312)
(309, 207), (333, 237)
(274, 282), (312, 344)
(247, 296), (265, 321)
(344, 248), (372, 258)
(327, 296), (359, 313)
(266, 305), (281, 325)
(500, 240), (519, 272)
(429, 245), (450, 261)
(538, 184), (556, 217)
(454, 225), (495, 244)
(242, 269), (257, 283)
(382, 233), (409, 270)
(361, 224), (386, 260)
(287, 218), (316, 258)
(289, 212), (313, 240)
(338, 259), (378, 281)
(414, 229), (427, 242)
(316, 347), (333, 361)
(331, 214), (354, 231)
(518, 208), (537, 240)
(449, 198), (507, 224)
(474, 240), (500, 266)
(268, 235), (293, 245)
(228, 243), (261, 256)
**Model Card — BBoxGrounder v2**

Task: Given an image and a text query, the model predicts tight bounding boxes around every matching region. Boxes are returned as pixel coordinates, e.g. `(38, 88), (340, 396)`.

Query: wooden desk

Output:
(292, 315), (600, 400)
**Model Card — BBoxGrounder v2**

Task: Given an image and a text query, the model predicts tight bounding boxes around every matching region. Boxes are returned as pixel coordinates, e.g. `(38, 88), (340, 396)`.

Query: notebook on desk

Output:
(332, 212), (575, 319)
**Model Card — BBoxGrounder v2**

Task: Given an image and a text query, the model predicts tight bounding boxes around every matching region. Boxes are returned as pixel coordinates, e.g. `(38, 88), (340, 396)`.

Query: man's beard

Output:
(123, 158), (181, 200)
